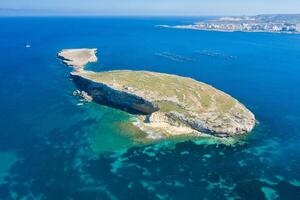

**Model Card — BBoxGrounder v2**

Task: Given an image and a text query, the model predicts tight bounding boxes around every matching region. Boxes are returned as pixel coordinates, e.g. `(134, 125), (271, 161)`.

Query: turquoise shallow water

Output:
(0, 17), (300, 199)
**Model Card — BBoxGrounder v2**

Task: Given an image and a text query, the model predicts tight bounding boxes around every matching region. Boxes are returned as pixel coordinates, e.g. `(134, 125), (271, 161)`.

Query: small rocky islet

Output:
(58, 48), (256, 140)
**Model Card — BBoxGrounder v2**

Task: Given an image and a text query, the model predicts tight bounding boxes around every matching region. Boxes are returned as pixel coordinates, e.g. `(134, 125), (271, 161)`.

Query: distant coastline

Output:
(159, 14), (300, 34)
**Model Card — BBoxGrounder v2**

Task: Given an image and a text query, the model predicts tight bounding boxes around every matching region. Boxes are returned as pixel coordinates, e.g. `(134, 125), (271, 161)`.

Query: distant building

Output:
(296, 24), (300, 32)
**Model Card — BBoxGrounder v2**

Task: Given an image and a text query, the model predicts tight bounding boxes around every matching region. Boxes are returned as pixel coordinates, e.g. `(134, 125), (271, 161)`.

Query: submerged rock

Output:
(59, 48), (256, 138)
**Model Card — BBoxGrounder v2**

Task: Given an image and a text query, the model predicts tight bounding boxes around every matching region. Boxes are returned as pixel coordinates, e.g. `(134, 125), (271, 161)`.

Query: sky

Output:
(1, 0), (300, 16)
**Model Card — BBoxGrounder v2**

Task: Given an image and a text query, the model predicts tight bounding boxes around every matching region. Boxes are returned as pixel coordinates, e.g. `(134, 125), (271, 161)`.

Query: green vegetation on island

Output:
(59, 48), (256, 140)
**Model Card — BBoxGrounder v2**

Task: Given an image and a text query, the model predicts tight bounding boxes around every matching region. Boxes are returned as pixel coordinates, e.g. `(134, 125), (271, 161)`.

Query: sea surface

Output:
(0, 17), (300, 200)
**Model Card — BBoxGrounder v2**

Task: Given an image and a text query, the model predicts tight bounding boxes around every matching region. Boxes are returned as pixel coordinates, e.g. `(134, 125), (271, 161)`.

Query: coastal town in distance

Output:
(161, 14), (300, 34)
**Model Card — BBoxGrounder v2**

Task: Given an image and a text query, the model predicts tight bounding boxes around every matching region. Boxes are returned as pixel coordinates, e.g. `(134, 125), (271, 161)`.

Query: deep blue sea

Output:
(0, 17), (300, 200)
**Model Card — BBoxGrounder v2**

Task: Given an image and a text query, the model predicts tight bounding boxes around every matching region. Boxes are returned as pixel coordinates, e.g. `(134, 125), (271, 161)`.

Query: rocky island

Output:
(58, 48), (98, 70)
(58, 48), (256, 139)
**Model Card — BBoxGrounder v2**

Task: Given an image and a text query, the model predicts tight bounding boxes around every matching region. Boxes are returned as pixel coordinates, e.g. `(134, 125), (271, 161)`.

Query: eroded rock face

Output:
(59, 48), (256, 138)
(71, 74), (159, 115)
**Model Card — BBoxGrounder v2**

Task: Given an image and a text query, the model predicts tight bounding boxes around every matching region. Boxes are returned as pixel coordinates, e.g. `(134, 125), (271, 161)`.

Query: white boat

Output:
(25, 42), (31, 48)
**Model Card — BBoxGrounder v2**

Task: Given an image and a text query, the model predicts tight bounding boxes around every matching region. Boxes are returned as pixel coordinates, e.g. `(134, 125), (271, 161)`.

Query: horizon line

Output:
(1, 13), (300, 18)
(1, 7), (300, 17)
